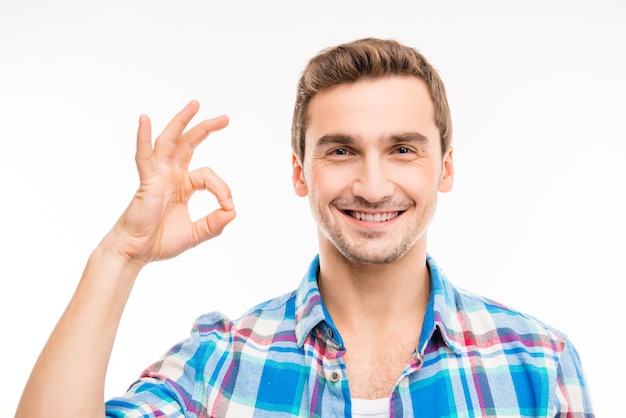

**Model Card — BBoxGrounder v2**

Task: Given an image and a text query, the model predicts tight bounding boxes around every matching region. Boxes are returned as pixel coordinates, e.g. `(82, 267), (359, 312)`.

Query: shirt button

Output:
(327, 328), (334, 339)
(330, 372), (340, 382)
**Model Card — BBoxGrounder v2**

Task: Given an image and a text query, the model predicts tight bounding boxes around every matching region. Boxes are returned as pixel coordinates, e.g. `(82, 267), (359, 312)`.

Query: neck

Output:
(317, 239), (430, 334)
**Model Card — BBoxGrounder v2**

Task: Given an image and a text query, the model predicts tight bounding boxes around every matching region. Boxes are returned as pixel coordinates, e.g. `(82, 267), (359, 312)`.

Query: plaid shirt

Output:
(105, 255), (594, 417)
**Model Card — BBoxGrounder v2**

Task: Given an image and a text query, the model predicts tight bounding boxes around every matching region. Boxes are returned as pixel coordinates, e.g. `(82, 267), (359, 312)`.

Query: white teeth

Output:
(351, 211), (399, 222)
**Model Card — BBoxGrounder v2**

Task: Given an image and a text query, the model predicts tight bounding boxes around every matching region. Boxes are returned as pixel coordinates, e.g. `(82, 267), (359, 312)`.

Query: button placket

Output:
(317, 324), (345, 386)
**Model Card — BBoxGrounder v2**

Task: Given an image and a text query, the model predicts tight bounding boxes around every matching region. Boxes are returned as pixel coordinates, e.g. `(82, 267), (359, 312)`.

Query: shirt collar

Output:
(294, 254), (464, 354)
(419, 255), (464, 354)
(294, 255), (331, 348)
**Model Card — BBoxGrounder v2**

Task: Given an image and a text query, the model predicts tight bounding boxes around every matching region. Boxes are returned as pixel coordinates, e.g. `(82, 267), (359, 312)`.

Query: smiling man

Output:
(16, 38), (593, 417)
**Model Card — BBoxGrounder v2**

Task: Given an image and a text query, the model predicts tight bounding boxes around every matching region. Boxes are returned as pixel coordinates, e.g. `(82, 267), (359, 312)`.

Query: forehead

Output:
(305, 76), (439, 147)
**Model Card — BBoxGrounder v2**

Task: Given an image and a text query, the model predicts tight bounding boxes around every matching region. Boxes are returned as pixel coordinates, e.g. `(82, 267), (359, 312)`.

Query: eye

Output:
(393, 146), (417, 155)
(392, 145), (420, 160)
(329, 147), (350, 156)
(324, 147), (355, 162)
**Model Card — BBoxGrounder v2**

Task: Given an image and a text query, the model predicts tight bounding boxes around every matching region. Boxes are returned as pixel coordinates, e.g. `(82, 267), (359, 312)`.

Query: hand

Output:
(108, 100), (236, 265)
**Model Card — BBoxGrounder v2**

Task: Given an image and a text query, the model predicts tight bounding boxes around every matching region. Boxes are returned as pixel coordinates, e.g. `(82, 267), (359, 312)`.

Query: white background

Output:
(1, 1), (624, 415)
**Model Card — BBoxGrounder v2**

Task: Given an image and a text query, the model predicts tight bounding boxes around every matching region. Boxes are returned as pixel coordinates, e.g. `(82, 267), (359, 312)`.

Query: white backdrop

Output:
(1, 1), (624, 415)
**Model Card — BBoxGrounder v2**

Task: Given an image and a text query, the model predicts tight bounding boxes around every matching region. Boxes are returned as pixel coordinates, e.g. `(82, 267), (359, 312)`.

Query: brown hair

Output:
(291, 37), (452, 161)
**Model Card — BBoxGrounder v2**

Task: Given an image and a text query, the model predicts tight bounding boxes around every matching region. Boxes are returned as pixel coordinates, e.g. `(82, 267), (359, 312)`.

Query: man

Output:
(16, 38), (593, 417)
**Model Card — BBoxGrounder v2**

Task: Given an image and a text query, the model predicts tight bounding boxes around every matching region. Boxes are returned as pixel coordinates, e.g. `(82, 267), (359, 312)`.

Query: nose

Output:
(351, 155), (394, 203)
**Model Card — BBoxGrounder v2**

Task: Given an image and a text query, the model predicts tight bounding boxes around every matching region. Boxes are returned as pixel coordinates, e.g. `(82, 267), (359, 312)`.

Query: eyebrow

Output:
(388, 131), (430, 145)
(314, 134), (354, 148)
(314, 131), (430, 148)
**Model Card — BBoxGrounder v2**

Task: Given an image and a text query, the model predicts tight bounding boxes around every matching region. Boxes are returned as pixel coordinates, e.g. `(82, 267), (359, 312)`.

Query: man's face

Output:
(292, 76), (454, 264)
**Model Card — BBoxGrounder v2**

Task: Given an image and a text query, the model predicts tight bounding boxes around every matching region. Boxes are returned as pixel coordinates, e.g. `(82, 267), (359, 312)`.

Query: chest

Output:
(199, 330), (557, 417)
(342, 336), (418, 400)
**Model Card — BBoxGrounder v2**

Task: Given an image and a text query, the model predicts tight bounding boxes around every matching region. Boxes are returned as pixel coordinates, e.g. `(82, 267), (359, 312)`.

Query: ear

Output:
(438, 147), (454, 193)
(292, 154), (309, 197)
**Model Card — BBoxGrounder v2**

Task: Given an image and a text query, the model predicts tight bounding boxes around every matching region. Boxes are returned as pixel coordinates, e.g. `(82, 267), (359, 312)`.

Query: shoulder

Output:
(427, 256), (570, 355)
(193, 289), (298, 340)
(452, 286), (569, 354)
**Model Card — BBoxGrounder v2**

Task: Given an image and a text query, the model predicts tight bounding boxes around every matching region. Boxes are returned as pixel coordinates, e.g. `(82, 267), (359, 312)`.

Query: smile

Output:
(346, 211), (401, 222)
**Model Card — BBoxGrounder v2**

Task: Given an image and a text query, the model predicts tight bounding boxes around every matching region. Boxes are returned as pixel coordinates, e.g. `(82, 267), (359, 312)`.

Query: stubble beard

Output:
(327, 226), (416, 264)
(311, 196), (438, 265)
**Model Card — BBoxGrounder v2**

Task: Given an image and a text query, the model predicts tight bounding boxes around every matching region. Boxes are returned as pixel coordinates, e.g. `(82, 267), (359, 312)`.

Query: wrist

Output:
(91, 230), (148, 279)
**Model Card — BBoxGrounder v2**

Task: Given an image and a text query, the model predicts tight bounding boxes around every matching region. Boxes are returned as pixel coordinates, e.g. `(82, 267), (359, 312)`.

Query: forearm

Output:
(15, 235), (145, 417)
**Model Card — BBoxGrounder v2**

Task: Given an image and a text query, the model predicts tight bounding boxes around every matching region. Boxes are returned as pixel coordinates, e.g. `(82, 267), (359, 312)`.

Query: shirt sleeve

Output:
(104, 333), (198, 418)
(554, 339), (594, 417)
(105, 378), (186, 418)
(104, 312), (231, 417)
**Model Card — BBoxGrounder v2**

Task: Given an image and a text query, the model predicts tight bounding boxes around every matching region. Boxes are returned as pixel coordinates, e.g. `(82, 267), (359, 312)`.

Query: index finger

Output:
(153, 100), (201, 159)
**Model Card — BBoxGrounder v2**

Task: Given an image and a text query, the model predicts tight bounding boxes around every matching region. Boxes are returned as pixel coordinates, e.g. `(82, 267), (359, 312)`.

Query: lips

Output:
(346, 211), (401, 222)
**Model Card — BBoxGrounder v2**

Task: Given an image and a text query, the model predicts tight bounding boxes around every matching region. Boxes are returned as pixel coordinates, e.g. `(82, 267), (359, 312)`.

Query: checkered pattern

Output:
(105, 255), (594, 417)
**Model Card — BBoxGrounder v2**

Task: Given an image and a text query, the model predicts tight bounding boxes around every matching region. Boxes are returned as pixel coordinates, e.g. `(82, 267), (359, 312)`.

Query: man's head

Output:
(290, 38), (454, 265)
(291, 37), (452, 163)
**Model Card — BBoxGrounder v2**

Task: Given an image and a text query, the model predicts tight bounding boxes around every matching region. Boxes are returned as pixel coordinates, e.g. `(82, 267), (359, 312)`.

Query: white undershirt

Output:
(351, 397), (390, 418)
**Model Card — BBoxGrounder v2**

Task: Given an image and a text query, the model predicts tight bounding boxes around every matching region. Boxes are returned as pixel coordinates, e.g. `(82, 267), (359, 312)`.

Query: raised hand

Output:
(109, 99), (236, 265)
(15, 100), (237, 417)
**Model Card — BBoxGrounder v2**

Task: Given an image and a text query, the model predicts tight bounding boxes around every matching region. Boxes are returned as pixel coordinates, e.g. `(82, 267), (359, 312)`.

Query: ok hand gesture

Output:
(109, 100), (236, 266)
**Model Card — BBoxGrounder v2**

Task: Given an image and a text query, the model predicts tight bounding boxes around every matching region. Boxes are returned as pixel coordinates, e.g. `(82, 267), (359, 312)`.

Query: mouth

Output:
(344, 210), (403, 222)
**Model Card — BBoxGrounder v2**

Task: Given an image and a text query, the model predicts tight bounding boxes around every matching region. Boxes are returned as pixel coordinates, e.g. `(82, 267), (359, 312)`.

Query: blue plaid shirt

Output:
(105, 255), (594, 417)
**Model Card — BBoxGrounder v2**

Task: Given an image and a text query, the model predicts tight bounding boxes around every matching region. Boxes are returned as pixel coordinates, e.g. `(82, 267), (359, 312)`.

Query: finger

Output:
(192, 207), (237, 244)
(188, 166), (235, 211)
(135, 114), (157, 180)
(173, 115), (229, 168)
(187, 166), (236, 244)
(153, 100), (200, 159)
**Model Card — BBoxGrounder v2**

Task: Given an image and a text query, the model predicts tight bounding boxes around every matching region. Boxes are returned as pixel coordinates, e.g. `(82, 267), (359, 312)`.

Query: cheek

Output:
(308, 165), (350, 200)
(392, 164), (441, 196)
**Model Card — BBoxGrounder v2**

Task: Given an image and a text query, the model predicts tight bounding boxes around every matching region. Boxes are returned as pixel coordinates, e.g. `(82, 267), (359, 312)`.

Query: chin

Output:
(338, 244), (412, 265)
